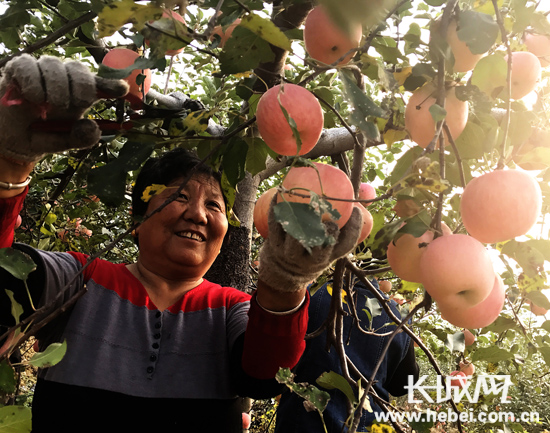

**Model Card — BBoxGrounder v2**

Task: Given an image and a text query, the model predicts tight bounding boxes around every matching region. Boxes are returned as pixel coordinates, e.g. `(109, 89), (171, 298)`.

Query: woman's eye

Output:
(177, 193), (189, 202)
(208, 201), (223, 211)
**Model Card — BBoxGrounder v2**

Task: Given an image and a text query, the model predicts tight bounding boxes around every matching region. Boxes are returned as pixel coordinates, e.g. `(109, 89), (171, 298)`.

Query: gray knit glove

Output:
(0, 54), (129, 163)
(258, 202), (363, 293)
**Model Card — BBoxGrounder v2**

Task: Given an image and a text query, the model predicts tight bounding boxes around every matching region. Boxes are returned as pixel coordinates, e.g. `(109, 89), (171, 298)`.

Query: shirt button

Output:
(147, 366), (154, 374)
(155, 312), (161, 318)
(154, 333), (161, 339)
(150, 354), (157, 362)
(155, 322), (162, 329)
(152, 343), (159, 349)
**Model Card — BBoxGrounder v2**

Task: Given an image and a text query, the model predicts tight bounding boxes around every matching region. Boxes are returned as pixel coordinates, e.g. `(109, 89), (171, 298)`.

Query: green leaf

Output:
(428, 103), (446, 123)
(0, 405), (31, 433)
(338, 70), (385, 139)
(87, 138), (155, 206)
(28, 341), (67, 369)
(500, 240), (546, 277)
(239, 13), (292, 51)
(273, 201), (335, 253)
(0, 360), (16, 394)
(245, 137), (268, 176)
(456, 10), (499, 55)
(471, 346), (514, 363)
(370, 220), (403, 259)
(276, 368), (330, 413)
(525, 291), (550, 310)
(454, 121), (486, 160)
(389, 146), (423, 187)
(5, 290), (23, 327)
(219, 27), (275, 75)
(98, 56), (159, 80)
(0, 248), (36, 281)
(222, 138), (248, 188)
(316, 371), (357, 404)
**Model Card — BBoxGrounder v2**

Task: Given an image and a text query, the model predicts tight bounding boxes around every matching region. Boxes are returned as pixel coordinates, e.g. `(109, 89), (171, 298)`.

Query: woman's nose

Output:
(183, 201), (208, 225)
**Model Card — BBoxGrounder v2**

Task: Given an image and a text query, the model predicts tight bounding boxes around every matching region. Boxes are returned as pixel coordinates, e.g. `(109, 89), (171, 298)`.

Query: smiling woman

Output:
(0, 55), (363, 433)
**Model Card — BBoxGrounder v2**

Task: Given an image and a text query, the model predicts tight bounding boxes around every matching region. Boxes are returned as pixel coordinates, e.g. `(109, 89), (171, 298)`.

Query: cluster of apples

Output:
(388, 166), (542, 329)
(405, 15), (547, 151)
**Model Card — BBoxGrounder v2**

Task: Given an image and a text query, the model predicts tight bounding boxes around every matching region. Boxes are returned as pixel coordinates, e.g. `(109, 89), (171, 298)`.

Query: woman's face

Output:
(135, 174), (228, 280)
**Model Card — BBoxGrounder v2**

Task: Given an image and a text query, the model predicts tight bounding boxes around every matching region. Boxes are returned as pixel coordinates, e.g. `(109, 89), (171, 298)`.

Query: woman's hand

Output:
(257, 200), (363, 296)
(0, 54), (129, 164)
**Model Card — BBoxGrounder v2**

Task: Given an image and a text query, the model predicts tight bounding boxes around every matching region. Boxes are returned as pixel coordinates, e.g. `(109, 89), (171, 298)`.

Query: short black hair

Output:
(131, 148), (223, 219)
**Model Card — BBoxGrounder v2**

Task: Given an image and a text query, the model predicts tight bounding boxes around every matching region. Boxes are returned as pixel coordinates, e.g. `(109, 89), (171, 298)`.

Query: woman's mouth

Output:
(176, 231), (205, 242)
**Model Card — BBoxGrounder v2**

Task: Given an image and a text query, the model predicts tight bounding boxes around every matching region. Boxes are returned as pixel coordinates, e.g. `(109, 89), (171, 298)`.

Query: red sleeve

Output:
(0, 187), (28, 248)
(241, 291), (309, 379)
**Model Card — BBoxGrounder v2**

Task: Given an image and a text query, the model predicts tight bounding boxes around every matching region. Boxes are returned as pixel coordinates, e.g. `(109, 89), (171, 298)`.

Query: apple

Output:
(445, 19), (483, 72)
(358, 182), (376, 206)
(460, 169), (542, 244)
(528, 300), (548, 316)
(524, 32), (550, 67)
(448, 371), (468, 388)
(146, 10), (187, 56)
(102, 48), (152, 109)
(463, 329), (476, 346)
(405, 84), (468, 148)
(503, 51), (541, 100)
(420, 234), (495, 310)
(253, 188), (278, 238)
(279, 162), (354, 229)
(256, 83), (323, 156)
(303, 5), (363, 66)
(378, 279), (392, 293)
(387, 223), (452, 284)
(242, 412), (251, 429)
(459, 360), (475, 377)
(355, 203), (373, 243)
(438, 275), (505, 329)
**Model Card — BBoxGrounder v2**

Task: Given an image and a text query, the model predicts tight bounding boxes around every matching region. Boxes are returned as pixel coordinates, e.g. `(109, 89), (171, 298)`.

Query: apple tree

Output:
(1, 0), (550, 432)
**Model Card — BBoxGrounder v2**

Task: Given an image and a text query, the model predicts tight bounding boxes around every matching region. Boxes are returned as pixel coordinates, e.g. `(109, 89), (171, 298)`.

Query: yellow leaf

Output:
(97, 0), (163, 38)
(182, 110), (214, 134)
(518, 272), (547, 293)
(326, 284), (347, 304)
(383, 128), (408, 146)
(239, 13), (292, 52)
(141, 184), (173, 202)
(393, 67), (412, 86)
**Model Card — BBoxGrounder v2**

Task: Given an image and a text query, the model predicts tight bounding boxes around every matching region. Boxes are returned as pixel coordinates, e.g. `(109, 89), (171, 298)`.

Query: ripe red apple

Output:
(438, 275), (505, 329)
(358, 182), (376, 206)
(460, 169), (542, 243)
(378, 279), (392, 293)
(253, 187), (278, 238)
(146, 10), (187, 56)
(242, 412), (251, 429)
(256, 83), (323, 156)
(459, 360), (476, 377)
(387, 223), (452, 283)
(419, 234), (495, 310)
(102, 48), (152, 108)
(405, 84), (468, 148)
(449, 371), (468, 388)
(463, 329), (476, 346)
(279, 162), (354, 229)
(355, 203), (373, 243)
(303, 6), (363, 66)
(528, 301), (548, 316)
(524, 32), (550, 67)
(503, 51), (541, 100)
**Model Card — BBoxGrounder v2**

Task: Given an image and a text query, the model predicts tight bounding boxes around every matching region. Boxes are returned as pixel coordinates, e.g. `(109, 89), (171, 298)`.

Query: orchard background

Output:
(1, 0), (550, 432)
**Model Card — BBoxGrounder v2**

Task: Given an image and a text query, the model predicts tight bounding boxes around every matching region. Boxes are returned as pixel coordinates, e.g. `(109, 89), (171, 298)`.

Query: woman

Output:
(0, 55), (362, 432)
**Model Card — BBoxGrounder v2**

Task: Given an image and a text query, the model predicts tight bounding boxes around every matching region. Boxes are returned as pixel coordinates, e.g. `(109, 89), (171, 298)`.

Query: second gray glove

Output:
(258, 200), (363, 293)
(0, 54), (129, 162)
